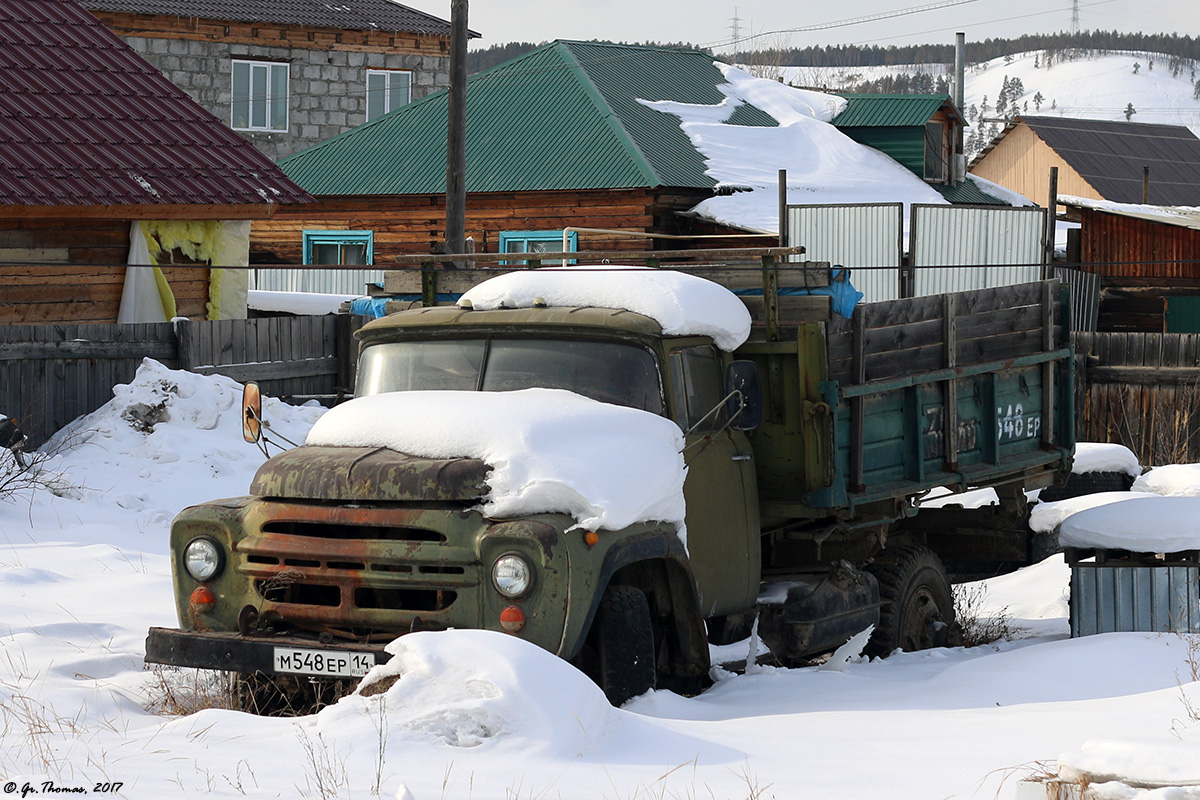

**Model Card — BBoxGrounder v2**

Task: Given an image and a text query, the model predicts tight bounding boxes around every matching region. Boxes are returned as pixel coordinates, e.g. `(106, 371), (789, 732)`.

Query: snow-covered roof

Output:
(459, 266), (753, 351)
(1058, 194), (1200, 232)
(643, 63), (948, 232)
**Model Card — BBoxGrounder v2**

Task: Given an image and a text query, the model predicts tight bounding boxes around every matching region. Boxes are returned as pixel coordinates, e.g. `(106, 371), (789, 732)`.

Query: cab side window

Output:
(669, 345), (726, 432)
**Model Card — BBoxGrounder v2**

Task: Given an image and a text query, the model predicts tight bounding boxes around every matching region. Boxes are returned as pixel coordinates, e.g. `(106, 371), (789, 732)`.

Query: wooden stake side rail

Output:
(826, 280), (1068, 495)
(382, 250), (834, 337)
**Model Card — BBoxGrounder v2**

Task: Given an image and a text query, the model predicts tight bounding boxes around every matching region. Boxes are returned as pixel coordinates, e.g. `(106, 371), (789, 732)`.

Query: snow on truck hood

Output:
(459, 265), (752, 351)
(306, 388), (687, 536)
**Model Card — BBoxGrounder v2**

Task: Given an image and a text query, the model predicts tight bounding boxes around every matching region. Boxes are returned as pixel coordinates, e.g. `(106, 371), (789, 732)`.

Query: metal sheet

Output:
(253, 267), (385, 295)
(786, 203), (903, 303)
(1071, 564), (1200, 636)
(910, 205), (1045, 296)
(1053, 266), (1101, 332)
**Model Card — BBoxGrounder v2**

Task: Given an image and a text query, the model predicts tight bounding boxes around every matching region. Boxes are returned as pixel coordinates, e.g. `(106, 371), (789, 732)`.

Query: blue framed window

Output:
(302, 230), (374, 265)
(498, 230), (577, 264)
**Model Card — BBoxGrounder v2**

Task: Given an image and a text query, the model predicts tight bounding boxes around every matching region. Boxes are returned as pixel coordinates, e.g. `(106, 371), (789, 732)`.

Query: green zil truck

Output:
(146, 253), (1074, 705)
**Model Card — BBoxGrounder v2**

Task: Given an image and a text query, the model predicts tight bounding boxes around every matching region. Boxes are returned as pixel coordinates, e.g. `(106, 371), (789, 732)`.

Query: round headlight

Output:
(492, 554), (532, 598)
(183, 537), (224, 582)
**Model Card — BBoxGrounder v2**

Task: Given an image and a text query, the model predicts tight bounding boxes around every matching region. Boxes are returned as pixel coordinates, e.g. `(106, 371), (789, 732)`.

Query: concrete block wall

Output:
(125, 36), (450, 162)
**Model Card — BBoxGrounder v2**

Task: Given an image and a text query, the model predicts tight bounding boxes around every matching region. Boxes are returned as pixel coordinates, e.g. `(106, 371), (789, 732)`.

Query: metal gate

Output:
(909, 204), (1047, 296)
(786, 203), (903, 303)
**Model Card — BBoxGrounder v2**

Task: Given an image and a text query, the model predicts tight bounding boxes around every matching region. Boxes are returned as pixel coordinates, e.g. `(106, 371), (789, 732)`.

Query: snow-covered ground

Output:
(1, 362), (1199, 799)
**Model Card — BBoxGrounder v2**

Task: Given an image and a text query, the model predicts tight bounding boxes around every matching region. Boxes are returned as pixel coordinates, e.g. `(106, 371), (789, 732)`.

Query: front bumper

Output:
(145, 627), (389, 678)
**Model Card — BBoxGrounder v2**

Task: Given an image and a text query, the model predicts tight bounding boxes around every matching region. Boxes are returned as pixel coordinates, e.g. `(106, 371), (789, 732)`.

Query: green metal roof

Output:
(833, 94), (955, 128)
(281, 40), (778, 195)
(931, 178), (1011, 205)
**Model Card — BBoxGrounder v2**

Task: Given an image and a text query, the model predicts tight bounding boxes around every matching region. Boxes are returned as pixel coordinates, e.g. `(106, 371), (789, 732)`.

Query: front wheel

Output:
(865, 545), (955, 658)
(590, 585), (656, 705)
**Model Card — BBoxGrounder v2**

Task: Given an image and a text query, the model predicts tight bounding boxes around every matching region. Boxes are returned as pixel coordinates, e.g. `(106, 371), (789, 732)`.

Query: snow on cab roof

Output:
(459, 265), (752, 351)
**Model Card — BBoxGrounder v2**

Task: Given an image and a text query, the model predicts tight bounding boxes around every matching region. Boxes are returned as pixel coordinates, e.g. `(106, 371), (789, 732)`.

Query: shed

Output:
(1059, 196), (1200, 332)
(970, 116), (1200, 208)
(0, 0), (312, 325)
(832, 94), (1001, 204)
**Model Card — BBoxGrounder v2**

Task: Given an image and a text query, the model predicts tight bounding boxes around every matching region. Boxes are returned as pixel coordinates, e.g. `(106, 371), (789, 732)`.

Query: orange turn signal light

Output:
(499, 605), (525, 633)
(189, 585), (216, 613)
(584, 531), (599, 547)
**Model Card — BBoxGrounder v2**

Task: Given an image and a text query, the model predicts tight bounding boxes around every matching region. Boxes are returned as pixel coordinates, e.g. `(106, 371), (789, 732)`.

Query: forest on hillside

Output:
(468, 31), (1200, 74)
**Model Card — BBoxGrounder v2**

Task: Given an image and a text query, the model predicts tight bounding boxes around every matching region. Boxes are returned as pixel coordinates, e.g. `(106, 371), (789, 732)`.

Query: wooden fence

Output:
(0, 315), (362, 448)
(1074, 332), (1200, 465)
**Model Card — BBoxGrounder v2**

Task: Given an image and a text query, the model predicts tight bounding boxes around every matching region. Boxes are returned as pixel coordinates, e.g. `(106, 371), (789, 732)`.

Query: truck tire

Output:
(1038, 470), (1133, 503)
(865, 545), (955, 658)
(593, 585), (656, 706)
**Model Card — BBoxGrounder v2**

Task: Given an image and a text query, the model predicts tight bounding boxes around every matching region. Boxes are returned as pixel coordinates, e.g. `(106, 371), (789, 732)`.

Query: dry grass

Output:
(143, 665), (241, 716)
(952, 583), (1025, 648)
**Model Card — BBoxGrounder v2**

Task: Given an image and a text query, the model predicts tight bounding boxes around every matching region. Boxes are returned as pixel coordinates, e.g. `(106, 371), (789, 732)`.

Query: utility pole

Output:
(445, 0), (468, 260)
(729, 8), (742, 49)
(1070, 0), (1080, 35)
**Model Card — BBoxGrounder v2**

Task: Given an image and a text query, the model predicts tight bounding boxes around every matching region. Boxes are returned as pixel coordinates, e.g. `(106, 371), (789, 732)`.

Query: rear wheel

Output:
(591, 585), (656, 705)
(866, 545), (955, 657)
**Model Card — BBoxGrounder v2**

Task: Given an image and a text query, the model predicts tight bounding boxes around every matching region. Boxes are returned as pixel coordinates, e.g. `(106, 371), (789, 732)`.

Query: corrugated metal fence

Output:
(253, 267), (385, 295)
(0, 316), (361, 448)
(909, 204), (1045, 295)
(787, 202), (1048, 303)
(786, 203), (903, 303)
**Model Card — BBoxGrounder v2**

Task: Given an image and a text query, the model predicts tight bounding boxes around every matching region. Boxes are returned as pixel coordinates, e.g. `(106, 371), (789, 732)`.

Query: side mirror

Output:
(725, 360), (762, 432)
(242, 383), (263, 444)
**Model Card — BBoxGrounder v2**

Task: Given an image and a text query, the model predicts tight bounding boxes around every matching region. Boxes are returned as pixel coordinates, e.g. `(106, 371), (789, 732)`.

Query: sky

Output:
(406, 0), (1200, 53)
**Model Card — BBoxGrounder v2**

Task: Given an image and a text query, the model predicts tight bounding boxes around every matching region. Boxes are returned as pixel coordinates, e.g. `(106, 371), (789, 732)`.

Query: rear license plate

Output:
(273, 647), (376, 678)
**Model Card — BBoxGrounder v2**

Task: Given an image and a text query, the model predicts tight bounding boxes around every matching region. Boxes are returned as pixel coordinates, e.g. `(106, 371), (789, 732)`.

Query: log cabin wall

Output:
(0, 219), (209, 325)
(1079, 209), (1200, 332)
(250, 188), (729, 263)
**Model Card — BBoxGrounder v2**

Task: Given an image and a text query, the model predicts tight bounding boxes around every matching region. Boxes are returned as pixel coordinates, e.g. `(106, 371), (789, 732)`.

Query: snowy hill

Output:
(776, 50), (1200, 156)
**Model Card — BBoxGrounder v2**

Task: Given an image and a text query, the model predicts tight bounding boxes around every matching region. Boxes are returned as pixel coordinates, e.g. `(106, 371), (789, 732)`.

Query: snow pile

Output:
(459, 265), (752, 351)
(1132, 464), (1200, 496)
(1059, 496), (1200, 551)
(1030, 491), (1148, 534)
(327, 630), (612, 746)
(305, 388), (687, 535)
(1074, 442), (1143, 478)
(640, 62), (946, 233)
(33, 359), (325, 521)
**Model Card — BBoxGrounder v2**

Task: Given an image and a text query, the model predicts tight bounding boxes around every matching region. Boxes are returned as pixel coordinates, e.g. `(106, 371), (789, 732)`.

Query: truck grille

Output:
(234, 503), (478, 638)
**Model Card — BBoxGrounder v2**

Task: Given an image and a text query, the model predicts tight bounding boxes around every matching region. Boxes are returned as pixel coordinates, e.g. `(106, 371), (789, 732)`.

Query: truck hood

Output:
(249, 446), (491, 503)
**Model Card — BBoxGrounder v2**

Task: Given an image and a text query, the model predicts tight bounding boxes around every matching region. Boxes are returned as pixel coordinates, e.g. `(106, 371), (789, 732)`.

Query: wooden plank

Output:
(1088, 366), (1200, 383)
(944, 293), (958, 469)
(0, 339), (176, 360)
(194, 358), (339, 382)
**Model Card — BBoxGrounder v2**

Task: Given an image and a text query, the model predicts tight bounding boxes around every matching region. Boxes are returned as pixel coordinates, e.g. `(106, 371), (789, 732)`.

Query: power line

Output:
(701, 0), (979, 50)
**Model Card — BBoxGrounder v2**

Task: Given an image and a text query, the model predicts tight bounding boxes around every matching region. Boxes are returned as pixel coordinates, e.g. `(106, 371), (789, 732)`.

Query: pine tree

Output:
(1124, 102), (1136, 120)
(1033, 91), (1045, 110)
(1133, 62), (1140, 74)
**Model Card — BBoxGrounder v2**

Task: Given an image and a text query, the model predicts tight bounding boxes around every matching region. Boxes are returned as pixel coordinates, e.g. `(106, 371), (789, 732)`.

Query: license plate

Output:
(273, 646), (376, 678)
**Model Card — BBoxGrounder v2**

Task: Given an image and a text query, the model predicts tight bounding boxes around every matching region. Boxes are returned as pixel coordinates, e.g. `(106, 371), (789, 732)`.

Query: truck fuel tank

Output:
(756, 562), (880, 665)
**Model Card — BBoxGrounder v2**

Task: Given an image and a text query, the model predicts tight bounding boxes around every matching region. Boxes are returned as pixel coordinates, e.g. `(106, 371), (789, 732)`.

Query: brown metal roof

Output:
(79, 0), (465, 36)
(0, 0), (313, 211)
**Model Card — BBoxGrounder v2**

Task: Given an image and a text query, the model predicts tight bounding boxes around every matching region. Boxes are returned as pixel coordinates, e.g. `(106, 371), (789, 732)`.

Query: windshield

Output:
(356, 338), (663, 414)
